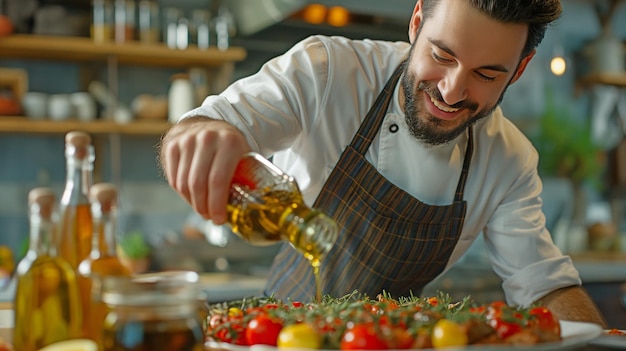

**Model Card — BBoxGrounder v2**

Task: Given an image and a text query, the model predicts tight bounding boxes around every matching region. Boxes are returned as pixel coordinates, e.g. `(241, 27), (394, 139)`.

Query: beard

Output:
(400, 53), (507, 146)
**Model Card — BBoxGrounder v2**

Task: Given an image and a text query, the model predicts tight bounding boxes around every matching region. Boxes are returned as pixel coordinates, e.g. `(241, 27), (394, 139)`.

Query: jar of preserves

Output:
(101, 271), (204, 351)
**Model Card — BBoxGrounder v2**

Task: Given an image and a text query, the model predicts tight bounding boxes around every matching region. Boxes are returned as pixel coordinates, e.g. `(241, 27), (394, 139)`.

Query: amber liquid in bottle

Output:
(227, 153), (337, 302)
(14, 188), (83, 351)
(78, 183), (132, 347)
(59, 131), (95, 270)
(60, 204), (94, 268)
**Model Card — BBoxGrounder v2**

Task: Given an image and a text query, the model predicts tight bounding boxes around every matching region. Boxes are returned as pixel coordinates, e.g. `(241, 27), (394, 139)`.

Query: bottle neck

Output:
(91, 210), (118, 257)
(29, 216), (58, 257)
(281, 205), (337, 267)
(62, 145), (94, 205)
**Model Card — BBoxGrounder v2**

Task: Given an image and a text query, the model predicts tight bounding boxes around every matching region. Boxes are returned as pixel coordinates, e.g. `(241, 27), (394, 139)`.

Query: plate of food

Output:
(203, 291), (603, 350)
(588, 329), (626, 349)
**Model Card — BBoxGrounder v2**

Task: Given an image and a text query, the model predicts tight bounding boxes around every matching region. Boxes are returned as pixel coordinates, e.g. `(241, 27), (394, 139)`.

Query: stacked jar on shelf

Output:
(89, 0), (233, 50)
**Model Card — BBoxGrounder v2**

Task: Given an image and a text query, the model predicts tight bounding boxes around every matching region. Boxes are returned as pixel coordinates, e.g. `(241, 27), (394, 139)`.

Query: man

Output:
(160, 0), (607, 326)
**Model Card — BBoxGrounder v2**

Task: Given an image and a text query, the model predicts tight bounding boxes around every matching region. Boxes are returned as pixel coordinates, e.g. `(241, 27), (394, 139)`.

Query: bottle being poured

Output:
(226, 152), (338, 301)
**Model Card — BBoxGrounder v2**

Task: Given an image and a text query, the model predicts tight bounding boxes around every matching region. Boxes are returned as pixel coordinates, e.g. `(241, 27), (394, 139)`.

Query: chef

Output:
(159, 0), (607, 326)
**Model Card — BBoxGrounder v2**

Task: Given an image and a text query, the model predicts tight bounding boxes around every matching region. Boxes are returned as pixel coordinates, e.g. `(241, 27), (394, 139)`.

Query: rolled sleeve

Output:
(502, 255), (581, 307)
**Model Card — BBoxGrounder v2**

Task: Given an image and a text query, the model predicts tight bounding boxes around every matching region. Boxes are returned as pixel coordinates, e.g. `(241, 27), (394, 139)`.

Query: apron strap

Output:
(351, 61), (406, 155)
(454, 126), (473, 202)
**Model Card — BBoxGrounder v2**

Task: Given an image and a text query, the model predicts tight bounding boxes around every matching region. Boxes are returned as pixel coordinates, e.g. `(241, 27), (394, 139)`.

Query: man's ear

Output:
(408, 0), (423, 44)
(510, 50), (536, 85)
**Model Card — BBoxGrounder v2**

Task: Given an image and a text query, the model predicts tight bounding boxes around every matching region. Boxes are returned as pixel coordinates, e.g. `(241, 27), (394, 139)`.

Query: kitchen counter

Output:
(198, 273), (268, 302)
(0, 272), (268, 306)
(572, 251), (626, 283)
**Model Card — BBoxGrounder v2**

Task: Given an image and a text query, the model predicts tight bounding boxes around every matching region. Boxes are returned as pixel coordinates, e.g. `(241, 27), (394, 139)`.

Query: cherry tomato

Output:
(246, 314), (283, 346)
(387, 327), (414, 349)
(214, 322), (248, 345)
(491, 318), (523, 339)
(529, 307), (560, 335)
(340, 324), (388, 350)
(277, 323), (321, 349)
(427, 297), (439, 306)
(431, 319), (468, 349)
(486, 305), (525, 339)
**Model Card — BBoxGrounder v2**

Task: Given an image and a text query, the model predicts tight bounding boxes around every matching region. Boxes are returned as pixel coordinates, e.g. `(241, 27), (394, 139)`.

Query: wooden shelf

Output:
(0, 34), (247, 67)
(0, 116), (171, 135)
(579, 72), (626, 87)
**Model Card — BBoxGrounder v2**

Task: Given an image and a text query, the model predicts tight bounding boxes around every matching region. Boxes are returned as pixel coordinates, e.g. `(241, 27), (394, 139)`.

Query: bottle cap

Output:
(28, 187), (56, 220)
(65, 130), (93, 160)
(90, 183), (118, 213)
(65, 131), (92, 147)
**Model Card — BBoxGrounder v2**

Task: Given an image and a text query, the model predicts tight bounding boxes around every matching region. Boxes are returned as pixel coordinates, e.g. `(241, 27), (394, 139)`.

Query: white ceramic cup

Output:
(70, 92), (97, 121)
(21, 92), (49, 120)
(47, 94), (74, 121)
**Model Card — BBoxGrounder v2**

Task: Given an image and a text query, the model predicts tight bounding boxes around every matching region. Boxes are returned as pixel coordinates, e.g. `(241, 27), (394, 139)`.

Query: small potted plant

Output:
(117, 231), (152, 274)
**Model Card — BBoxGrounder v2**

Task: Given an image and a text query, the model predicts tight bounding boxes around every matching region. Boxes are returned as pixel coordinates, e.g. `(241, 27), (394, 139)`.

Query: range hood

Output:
(227, 0), (416, 35)
(227, 0), (309, 35)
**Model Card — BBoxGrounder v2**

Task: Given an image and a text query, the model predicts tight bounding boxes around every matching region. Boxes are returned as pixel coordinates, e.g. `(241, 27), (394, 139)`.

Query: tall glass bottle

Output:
(227, 152), (338, 300)
(13, 188), (82, 351)
(78, 183), (132, 347)
(59, 131), (95, 269)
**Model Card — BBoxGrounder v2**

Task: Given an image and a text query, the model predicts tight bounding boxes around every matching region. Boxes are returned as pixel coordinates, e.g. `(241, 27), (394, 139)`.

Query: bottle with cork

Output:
(78, 183), (132, 346)
(13, 188), (82, 351)
(58, 131), (95, 270)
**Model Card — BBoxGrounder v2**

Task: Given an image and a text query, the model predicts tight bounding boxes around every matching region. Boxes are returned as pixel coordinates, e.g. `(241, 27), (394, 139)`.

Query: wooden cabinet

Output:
(0, 34), (247, 135)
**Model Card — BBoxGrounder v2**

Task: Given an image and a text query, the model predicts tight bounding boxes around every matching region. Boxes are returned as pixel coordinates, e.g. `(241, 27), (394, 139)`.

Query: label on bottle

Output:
(231, 158), (257, 190)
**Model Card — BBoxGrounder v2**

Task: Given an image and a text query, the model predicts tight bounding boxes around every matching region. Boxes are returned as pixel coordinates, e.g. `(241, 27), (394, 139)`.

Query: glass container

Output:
(101, 271), (203, 351)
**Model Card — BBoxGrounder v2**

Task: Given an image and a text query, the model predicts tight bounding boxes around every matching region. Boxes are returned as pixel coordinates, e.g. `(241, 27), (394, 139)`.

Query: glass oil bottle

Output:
(13, 188), (82, 351)
(78, 183), (132, 347)
(227, 152), (338, 300)
(59, 131), (95, 269)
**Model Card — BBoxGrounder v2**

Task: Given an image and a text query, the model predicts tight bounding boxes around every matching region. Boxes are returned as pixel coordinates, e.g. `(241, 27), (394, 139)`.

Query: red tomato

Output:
(246, 314), (283, 346)
(486, 304), (526, 339)
(490, 301), (507, 308)
(340, 324), (388, 350)
(529, 307), (560, 334)
(490, 317), (523, 339)
(469, 306), (486, 314)
(214, 323), (248, 345)
(386, 327), (413, 349)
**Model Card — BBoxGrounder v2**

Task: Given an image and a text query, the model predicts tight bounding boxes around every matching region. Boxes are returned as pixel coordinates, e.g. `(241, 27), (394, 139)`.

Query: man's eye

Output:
(476, 71), (496, 82)
(432, 52), (452, 63)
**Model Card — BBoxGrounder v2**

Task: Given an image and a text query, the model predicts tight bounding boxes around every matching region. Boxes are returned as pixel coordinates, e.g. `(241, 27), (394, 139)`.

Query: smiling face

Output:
(401, 0), (535, 145)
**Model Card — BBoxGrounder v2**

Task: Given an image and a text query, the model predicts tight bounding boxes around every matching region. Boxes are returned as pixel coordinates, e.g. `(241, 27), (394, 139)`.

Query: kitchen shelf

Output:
(578, 72), (626, 88)
(0, 34), (247, 67)
(0, 116), (171, 135)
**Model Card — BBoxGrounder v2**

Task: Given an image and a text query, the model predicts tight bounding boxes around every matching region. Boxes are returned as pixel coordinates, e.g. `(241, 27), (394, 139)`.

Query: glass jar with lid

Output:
(100, 271), (204, 351)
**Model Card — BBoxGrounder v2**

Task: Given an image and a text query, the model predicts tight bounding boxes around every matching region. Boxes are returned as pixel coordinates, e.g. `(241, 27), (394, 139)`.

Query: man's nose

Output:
(437, 69), (468, 106)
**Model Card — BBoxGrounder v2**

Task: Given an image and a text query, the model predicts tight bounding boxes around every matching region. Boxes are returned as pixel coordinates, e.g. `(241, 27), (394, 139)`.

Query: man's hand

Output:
(159, 116), (252, 224)
(536, 285), (608, 328)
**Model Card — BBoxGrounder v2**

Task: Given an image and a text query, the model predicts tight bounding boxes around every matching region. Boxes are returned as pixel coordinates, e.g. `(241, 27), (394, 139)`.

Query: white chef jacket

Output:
(184, 35), (581, 307)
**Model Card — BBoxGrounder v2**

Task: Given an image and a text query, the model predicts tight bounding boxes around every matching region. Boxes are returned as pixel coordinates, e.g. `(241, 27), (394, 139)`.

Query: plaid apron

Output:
(264, 62), (473, 301)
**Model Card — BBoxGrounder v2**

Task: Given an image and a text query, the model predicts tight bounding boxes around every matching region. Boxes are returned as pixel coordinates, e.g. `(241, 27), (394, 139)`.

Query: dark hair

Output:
(421, 0), (562, 57)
